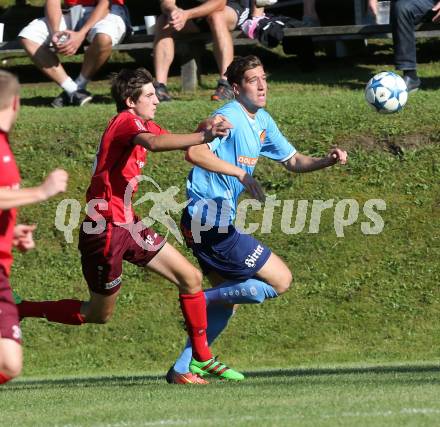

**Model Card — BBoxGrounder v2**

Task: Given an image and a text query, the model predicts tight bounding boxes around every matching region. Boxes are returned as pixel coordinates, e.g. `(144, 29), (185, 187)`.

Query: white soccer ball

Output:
(365, 71), (408, 114)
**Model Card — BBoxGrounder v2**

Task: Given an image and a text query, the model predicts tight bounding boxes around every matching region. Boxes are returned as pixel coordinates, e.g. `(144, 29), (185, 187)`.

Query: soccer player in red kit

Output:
(18, 67), (239, 384)
(0, 70), (68, 385)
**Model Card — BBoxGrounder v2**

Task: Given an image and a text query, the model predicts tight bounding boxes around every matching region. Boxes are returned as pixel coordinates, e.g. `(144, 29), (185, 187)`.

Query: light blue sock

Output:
(204, 278), (278, 305)
(173, 305), (233, 374)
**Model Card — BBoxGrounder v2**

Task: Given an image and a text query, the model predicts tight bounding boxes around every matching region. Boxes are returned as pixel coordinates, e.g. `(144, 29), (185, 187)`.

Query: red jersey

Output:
(64, 0), (125, 7)
(0, 131), (21, 277)
(86, 111), (167, 224)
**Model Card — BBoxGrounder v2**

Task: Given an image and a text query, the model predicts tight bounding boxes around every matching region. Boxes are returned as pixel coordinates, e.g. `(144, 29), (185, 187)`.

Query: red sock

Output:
(179, 291), (212, 362)
(0, 372), (12, 384)
(18, 300), (85, 325)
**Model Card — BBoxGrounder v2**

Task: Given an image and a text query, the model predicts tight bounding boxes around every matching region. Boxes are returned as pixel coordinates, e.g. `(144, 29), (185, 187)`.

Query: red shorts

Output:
(78, 219), (165, 295)
(0, 267), (22, 344)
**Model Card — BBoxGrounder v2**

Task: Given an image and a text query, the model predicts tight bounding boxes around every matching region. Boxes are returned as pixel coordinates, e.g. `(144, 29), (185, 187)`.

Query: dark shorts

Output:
(192, 1), (249, 31)
(0, 267), (21, 344)
(227, 0), (251, 28)
(181, 209), (271, 281)
(78, 219), (166, 295)
(192, 17), (210, 32)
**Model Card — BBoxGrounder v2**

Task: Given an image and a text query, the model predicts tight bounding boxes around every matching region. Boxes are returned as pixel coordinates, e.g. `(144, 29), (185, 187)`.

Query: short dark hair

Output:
(225, 55), (263, 86)
(0, 70), (19, 111)
(111, 68), (154, 112)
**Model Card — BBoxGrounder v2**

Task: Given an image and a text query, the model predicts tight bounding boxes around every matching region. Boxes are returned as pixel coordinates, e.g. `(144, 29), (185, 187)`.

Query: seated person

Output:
(369, 0), (439, 92)
(154, 0), (252, 102)
(19, 0), (130, 107)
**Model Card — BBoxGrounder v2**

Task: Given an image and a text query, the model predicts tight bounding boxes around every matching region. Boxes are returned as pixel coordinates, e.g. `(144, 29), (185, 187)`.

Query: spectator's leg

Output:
(18, 15), (80, 103)
(207, 7), (237, 101)
(153, 14), (177, 86)
(80, 33), (113, 85)
(79, 6), (127, 91)
(207, 7), (237, 80)
(303, 0), (320, 26)
(392, 0), (434, 72)
(153, 15), (199, 100)
(20, 38), (73, 87)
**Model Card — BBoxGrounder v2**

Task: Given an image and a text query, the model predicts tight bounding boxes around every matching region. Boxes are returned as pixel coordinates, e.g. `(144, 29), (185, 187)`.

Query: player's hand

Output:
(40, 169), (69, 200)
(169, 8), (188, 31)
(13, 224), (36, 252)
(55, 30), (85, 56)
(432, 2), (440, 22)
(199, 115), (233, 143)
(238, 171), (266, 202)
(328, 148), (348, 165)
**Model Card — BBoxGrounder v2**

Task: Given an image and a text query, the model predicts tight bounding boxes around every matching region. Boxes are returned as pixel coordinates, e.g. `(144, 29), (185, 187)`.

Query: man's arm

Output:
(134, 131), (209, 152)
(54, 0), (111, 56)
(167, 0), (226, 31)
(368, 0), (378, 17)
(283, 148), (347, 173)
(184, 0), (226, 20)
(186, 144), (265, 201)
(133, 116), (232, 152)
(160, 0), (178, 15)
(0, 169), (68, 210)
(45, 0), (63, 35)
(76, 0), (111, 36)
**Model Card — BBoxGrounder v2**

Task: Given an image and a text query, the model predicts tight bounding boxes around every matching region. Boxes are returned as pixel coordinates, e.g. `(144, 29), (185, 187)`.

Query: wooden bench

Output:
(112, 22), (440, 90)
(1, 22), (440, 90)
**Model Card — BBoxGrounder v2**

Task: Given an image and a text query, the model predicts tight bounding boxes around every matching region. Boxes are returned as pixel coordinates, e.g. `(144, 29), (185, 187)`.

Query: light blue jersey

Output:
(187, 100), (296, 226)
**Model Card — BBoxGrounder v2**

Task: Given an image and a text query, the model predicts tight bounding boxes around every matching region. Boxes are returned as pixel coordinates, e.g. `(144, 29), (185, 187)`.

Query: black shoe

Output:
(51, 89), (92, 108)
(154, 82), (172, 102)
(403, 75), (421, 93)
(211, 79), (234, 101)
(51, 91), (70, 108)
(301, 16), (321, 27)
(70, 89), (93, 106)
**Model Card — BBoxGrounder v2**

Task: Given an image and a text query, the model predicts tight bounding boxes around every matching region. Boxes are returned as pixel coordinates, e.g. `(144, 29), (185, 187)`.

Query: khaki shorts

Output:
(19, 5), (129, 47)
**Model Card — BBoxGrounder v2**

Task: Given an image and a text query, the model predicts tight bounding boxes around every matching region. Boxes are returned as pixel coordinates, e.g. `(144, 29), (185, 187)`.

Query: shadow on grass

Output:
(3, 363), (439, 391)
(20, 94), (114, 107)
(4, 373), (164, 391)
(245, 363), (440, 378)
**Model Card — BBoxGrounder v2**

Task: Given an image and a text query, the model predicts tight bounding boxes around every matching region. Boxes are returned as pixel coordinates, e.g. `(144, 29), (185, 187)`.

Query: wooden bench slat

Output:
(2, 22), (439, 53)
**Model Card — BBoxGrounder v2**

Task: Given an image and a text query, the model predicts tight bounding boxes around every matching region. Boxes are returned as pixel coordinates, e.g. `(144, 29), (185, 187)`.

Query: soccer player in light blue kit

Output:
(166, 55), (348, 384)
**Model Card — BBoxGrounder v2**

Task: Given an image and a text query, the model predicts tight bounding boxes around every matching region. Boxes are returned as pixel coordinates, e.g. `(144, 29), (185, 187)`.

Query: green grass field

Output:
(0, 40), (439, 426)
(2, 364), (440, 426)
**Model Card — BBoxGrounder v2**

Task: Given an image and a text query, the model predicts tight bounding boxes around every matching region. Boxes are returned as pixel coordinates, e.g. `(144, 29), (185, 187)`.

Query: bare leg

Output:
(256, 252), (293, 295)
(153, 15), (200, 84)
(20, 37), (70, 85)
(80, 289), (120, 324)
(80, 33), (113, 80)
(147, 243), (213, 362)
(154, 15), (177, 85)
(146, 242), (202, 293)
(0, 338), (22, 379)
(207, 7), (237, 80)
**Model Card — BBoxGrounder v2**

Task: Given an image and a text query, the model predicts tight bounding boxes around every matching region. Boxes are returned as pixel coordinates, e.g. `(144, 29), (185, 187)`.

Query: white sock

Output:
(75, 74), (89, 90)
(60, 78), (78, 95)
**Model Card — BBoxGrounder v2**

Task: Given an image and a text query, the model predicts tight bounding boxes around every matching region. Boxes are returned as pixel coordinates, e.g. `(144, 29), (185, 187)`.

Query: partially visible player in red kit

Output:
(18, 67), (238, 384)
(0, 70), (68, 385)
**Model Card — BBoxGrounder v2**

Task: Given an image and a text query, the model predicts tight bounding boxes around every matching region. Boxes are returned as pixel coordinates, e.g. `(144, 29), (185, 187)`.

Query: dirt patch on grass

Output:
(343, 133), (438, 155)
